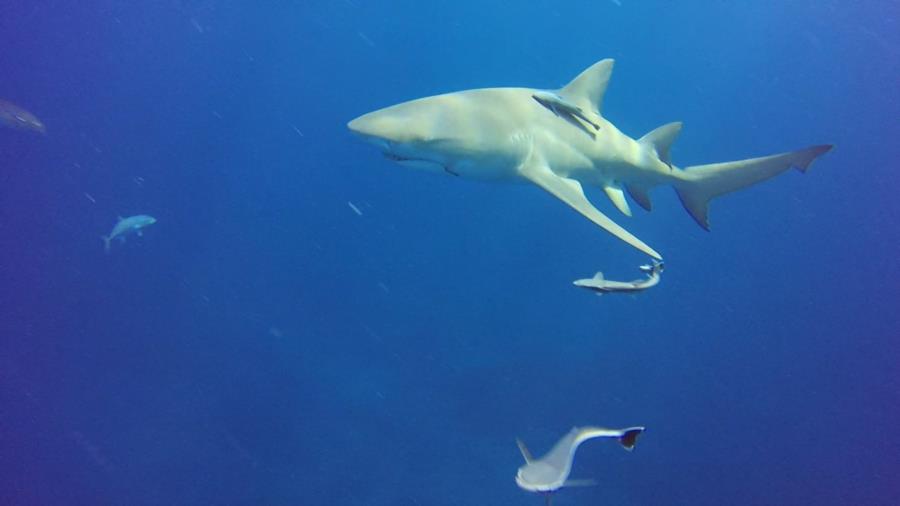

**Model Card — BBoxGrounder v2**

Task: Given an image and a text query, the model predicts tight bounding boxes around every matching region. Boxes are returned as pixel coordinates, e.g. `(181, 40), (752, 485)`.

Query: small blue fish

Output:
(102, 215), (157, 252)
(0, 99), (45, 134)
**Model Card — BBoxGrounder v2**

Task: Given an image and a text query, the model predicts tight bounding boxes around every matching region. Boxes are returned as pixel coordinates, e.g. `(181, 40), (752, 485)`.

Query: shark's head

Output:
(515, 461), (560, 493)
(348, 94), (487, 177)
(135, 215), (157, 228)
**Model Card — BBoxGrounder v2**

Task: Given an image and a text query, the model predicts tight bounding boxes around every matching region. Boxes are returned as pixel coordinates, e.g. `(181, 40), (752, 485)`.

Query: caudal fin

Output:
(101, 235), (111, 253)
(674, 144), (833, 230)
(618, 427), (645, 451)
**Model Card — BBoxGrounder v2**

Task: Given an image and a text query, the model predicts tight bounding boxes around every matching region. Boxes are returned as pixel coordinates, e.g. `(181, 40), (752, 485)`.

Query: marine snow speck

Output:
(102, 215), (157, 252)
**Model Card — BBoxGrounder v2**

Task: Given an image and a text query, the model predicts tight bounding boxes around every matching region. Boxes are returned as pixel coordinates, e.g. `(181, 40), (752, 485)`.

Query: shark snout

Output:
(347, 111), (395, 140)
(346, 115), (369, 136)
(348, 104), (430, 145)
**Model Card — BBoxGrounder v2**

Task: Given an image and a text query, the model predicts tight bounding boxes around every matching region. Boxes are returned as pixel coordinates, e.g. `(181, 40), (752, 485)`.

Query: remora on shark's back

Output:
(348, 59), (832, 260)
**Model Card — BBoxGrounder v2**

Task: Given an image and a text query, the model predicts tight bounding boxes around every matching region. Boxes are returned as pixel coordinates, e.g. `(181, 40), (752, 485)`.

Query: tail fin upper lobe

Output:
(674, 144), (833, 230)
(618, 427), (645, 451)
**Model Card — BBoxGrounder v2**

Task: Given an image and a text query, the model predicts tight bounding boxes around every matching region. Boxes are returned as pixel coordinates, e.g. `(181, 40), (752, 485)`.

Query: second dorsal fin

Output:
(639, 121), (682, 167)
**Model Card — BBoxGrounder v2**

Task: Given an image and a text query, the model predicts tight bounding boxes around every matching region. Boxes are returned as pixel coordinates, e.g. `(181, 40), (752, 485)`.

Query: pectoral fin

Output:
(519, 161), (662, 260)
(516, 438), (534, 463)
(563, 479), (598, 488)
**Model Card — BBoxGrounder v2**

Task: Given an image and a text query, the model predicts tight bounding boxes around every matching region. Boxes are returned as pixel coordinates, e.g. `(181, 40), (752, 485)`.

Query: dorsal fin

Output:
(639, 121), (682, 167)
(593, 272), (605, 281)
(516, 438), (534, 463)
(558, 59), (614, 116)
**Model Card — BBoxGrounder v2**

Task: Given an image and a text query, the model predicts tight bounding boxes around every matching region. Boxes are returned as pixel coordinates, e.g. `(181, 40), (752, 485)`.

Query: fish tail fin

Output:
(673, 144), (833, 230)
(618, 427), (645, 451)
(101, 235), (111, 253)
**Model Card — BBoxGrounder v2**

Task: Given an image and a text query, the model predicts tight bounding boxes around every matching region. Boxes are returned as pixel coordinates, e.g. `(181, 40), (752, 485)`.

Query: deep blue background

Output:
(1, 1), (898, 505)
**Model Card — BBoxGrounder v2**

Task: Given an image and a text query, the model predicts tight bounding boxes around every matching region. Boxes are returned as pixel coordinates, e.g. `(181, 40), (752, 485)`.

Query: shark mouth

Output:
(382, 151), (458, 176)
(382, 152), (417, 162)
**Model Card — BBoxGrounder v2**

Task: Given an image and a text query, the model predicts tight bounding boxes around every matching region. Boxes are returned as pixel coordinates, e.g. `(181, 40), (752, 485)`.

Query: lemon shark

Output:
(515, 426), (645, 504)
(347, 59), (833, 260)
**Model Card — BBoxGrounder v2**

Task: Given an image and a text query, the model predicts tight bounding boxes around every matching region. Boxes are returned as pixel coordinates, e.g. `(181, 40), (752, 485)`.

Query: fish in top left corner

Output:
(0, 99), (46, 134)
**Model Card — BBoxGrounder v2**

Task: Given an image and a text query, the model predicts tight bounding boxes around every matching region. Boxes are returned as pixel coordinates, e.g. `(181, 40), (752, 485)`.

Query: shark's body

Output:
(573, 260), (663, 295)
(0, 99), (45, 134)
(348, 59), (832, 260)
(516, 426), (644, 503)
(102, 214), (156, 252)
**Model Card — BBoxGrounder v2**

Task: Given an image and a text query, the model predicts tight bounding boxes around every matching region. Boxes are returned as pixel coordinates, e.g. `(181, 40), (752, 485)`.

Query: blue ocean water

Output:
(1, 1), (898, 504)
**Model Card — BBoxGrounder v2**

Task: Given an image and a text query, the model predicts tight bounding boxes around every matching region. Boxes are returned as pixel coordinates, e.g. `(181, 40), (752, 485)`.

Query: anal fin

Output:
(625, 184), (653, 211)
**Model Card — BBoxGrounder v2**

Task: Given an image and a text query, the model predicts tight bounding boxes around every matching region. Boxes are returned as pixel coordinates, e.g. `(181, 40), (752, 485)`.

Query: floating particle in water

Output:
(357, 31), (375, 48)
(347, 201), (363, 216)
(70, 431), (115, 473)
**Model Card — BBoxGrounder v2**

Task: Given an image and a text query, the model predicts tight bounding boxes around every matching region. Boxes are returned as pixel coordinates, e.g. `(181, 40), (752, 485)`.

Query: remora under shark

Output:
(348, 59), (832, 260)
